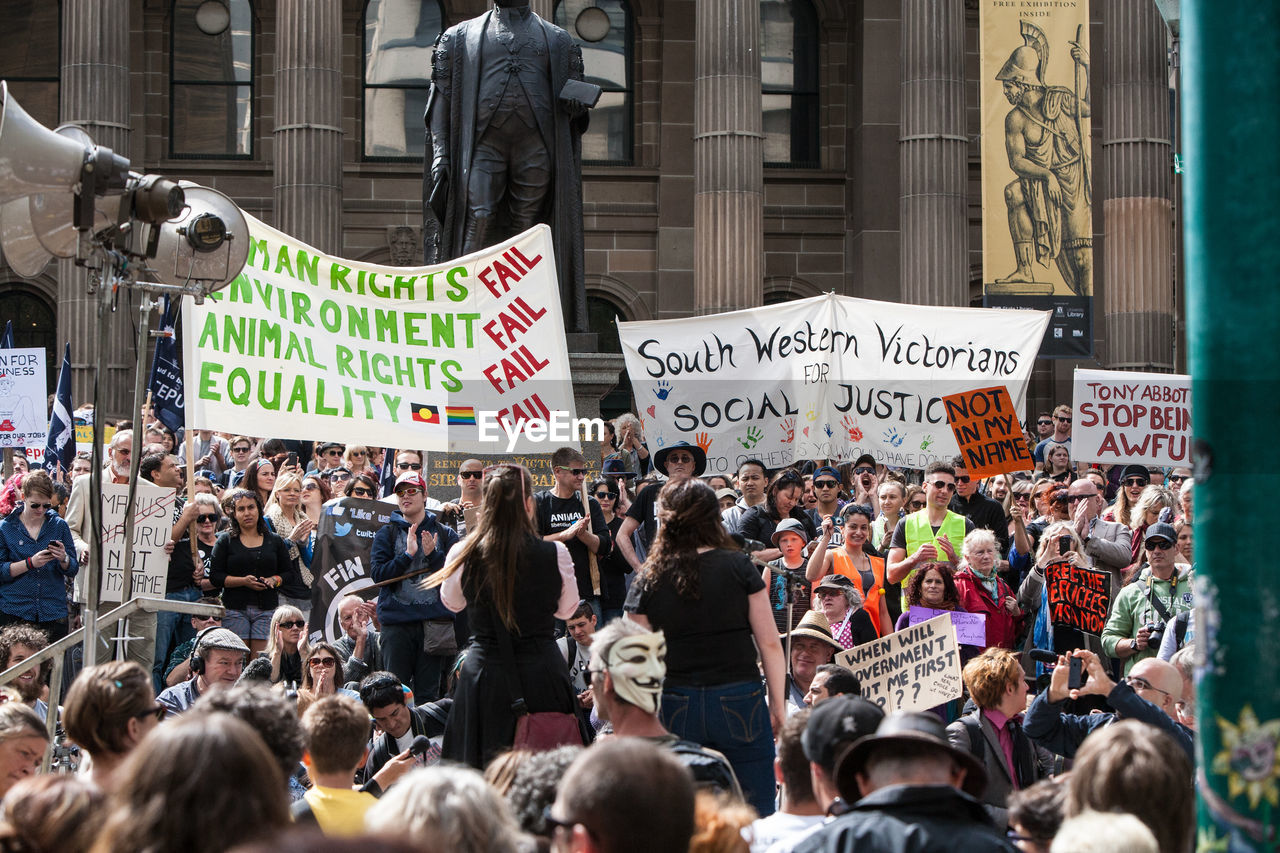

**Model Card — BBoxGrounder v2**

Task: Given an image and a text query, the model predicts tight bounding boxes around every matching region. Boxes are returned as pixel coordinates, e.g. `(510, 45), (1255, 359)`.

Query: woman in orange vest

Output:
(806, 504), (894, 636)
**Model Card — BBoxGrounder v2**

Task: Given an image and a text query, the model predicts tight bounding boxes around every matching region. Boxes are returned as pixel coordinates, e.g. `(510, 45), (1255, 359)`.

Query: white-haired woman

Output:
(954, 529), (1022, 650)
(264, 471), (316, 621)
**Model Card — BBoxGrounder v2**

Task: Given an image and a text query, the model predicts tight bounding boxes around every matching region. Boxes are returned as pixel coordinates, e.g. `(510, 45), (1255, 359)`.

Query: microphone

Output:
(237, 655), (274, 684)
(1028, 649), (1058, 665)
(409, 735), (433, 757)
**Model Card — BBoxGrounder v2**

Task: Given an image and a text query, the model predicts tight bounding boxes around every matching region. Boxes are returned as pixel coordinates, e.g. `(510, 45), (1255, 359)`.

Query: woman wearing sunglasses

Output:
(209, 488), (297, 654)
(738, 470), (817, 562)
(155, 493), (223, 692)
(63, 661), (163, 789)
(342, 474), (380, 501)
(295, 641), (345, 716)
(589, 478), (630, 625)
(0, 471), (78, 640)
(300, 474), (332, 526)
(264, 604), (311, 688)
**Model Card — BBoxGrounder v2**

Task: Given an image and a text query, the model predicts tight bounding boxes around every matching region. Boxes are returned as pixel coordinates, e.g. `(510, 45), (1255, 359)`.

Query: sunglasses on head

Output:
(459, 470), (483, 479)
(279, 619), (305, 629)
(928, 480), (956, 491)
(196, 513), (219, 523)
(397, 462), (422, 470)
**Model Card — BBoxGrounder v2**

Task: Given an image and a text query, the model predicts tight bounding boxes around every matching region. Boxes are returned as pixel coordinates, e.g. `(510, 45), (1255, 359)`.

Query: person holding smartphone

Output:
(0, 471), (78, 640)
(1017, 522), (1091, 672)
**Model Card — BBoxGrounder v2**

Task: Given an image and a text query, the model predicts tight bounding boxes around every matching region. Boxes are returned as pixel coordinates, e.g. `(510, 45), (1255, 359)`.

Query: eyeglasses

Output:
(396, 462), (422, 471)
(1167, 474), (1187, 483)
(459, 470), (483, 479)
(308, 657), (337, 668)
(1066, 494), (1094, 504)
(135, 705), (167, 723)
(543, 806), (591, 839)
(814, 480), (840, 489)
(1125, 675), (1171, 697)
(25, 502), (51, 511)
(350, 450), (366, 458)
(954, 475), (970, 484)
(928, 480), (956, 492)
(1055, 416), (1072, 423)
(396, 487), (422, 497)
(196, 514), (220, 523)
(909, 500), (926, 509)
(1124, 477), (1149, 487)
(1012, 494), (1031, 502)
(1145, 539), (1175, 551)
(351, 488), (374, 497)
(231, 445), (251, 453)
(302, 482), (319, 490)
(325, 449), (342, 456)
(1037, 420), (1052, 426)
(665, 454), (694, 464)
(853, 466), (875, 475)
(594, 492), (616, 500)
(557, 467), (587, 476)
(279, 619), (306, 629)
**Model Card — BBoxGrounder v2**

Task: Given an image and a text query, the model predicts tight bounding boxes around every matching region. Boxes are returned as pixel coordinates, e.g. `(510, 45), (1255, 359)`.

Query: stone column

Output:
(1102, 0), (1173, 371)
(59, 0), (132, 416)
(275, 0), (343, 253)
(693, 0), (763, 314)
(899, 0), (967, 307)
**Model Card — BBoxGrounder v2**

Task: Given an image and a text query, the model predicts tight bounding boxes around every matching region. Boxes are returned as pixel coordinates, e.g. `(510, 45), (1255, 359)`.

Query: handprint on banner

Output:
(804, 406), (819, 422)
(884, 428), (905, 448)
(695, 432), (712, 453)
(738, 426), (763, 449)
(653, 381), (672, 401)
(920, 435), (934, 451)
(824, 423), (833, 438)
(654, 435), (666, 448)
(841, 415), (863, 443)
(780, 417), (796, 444)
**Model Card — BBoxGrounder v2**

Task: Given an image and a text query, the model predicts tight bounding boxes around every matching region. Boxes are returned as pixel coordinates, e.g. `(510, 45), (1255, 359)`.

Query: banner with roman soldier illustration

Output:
(979, 0), (1094, 358)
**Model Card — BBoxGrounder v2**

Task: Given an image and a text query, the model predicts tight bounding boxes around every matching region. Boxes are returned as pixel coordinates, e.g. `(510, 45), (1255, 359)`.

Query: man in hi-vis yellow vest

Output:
(886, 461), (974, 594)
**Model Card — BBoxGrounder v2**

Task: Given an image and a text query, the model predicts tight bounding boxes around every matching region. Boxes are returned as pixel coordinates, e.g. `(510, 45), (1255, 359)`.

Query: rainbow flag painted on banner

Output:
(446, 406), (477, 425)
(411, 403), (440, 424)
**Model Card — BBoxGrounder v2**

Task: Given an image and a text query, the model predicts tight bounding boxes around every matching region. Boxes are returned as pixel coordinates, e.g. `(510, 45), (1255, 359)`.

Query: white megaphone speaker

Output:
(145, 182), (249, 300)
(0, 82), (92, 205)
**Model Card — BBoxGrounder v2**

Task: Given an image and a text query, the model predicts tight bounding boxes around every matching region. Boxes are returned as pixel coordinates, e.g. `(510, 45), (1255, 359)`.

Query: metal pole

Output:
(1184, 1), (1280, 848)
(82, 269), (116, 671)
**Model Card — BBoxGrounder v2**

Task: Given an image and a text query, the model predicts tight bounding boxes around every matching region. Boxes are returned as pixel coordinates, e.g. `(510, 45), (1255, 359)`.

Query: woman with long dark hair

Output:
(737, 469), (816, 561)
(0, 470), (78, 639)
(242, 458), (278, 508)
(209, 489), (297, 655)
(624, 479), (785, 817)
(427, 464), (579, 769)
(589, 477), (630, 624)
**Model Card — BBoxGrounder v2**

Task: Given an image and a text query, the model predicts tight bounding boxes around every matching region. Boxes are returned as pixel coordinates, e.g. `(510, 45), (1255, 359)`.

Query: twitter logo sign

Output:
(334, 522), (353, 537)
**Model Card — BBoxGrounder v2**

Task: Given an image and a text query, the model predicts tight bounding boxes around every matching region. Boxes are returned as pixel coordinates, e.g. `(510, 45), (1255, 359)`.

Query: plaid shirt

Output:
(0, 507), (79, 622)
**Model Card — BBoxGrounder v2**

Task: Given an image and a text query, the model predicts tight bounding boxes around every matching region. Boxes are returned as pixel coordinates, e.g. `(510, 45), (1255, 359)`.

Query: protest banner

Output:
(1073, 368), (1191, 466)
(0, 347), (47, 448)
(424, 450), (601, 493)
(835, 613), (963, 713)
(618, 294), (1047, 475)
(942, 386), (1034, 478)
(907, 606), (987, 646)
(308, 497), (396, 644)
(99, 481), (175, 602)
(979, 0), (1094, 358)
(75, 422), (116, 456)
(183, 218), (579, 454)
(1045, 559), (1111, 635)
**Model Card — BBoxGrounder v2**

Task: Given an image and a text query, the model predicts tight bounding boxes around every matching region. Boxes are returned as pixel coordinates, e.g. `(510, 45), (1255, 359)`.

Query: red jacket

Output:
(953, 567), (1022, 650)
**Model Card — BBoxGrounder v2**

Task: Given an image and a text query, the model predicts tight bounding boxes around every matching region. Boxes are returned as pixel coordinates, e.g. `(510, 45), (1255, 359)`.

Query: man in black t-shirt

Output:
(535, 447), (612, 619)
(616, 440), (706, 572)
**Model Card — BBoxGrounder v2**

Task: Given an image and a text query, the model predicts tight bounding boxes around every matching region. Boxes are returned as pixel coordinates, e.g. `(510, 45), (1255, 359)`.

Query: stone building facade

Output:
(0, 0), (1177, 423)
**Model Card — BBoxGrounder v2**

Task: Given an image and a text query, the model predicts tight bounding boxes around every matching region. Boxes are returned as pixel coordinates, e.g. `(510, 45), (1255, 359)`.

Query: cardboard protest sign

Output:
(184, 218), (578, 454)
(1045, 559), (1111, 635)
(907, 606), (987, 646)
(424, 450), (602, 494)
(618, 294), (1047, 476)
(835, 613), (963, 713)
(942, 386), (1034, 478)
(308, 497), (395, 644)
(74, 422), (116, 456)
(0, 348), (47, 448)
(99, 481), (175, 602)
(1073, 369), (1191, 466)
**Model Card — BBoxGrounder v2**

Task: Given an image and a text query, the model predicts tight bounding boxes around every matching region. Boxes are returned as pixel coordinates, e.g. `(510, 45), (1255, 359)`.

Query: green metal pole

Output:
(1184, 2), (1280, 850)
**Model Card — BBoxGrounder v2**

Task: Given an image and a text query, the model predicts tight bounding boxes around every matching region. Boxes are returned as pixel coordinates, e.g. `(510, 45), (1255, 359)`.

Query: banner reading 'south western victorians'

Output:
(183, 219), (576, 452)
(618, 294), (1048, 475)
(979, 0), (1094, 358)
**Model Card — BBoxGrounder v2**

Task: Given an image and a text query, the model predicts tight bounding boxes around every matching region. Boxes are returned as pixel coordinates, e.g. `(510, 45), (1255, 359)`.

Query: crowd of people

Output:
(0, 402), (1198, 852)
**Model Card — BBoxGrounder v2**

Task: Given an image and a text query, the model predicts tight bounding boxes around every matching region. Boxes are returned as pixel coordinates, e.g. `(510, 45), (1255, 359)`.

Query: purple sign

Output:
(908, 606), (987, 646)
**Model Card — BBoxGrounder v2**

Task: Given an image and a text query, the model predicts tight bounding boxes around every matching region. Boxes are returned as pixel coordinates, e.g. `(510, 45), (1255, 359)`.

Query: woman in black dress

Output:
(589, 477), (630, 625)
(429, 464), (579, 769)
(209, 489), (297, 655)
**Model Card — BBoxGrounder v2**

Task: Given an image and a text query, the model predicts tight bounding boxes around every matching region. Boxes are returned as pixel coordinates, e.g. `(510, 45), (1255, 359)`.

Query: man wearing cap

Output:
(308, 442), (345, 476)
(765, 518), (814, 635)
(1101, 521), (1193, 675)
(157, 626), (249, 718)
(535, 447), (612, 620)
(811, 574), (878, 651)
(588, 616), (741, 796)
(616, 440), (706, 572)
(793, 711), (1017, 853)
(369, 470), (461, 701)
(886, 461), (974, 588)
(722, 458), (769, 535)
(781, 610), (845, 713)
(806, 465), (846, 548)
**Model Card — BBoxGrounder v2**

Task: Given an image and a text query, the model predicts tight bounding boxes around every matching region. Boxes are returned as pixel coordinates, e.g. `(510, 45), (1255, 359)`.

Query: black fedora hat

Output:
(653, 440), (707, 477)
(834, 710), (988, 800)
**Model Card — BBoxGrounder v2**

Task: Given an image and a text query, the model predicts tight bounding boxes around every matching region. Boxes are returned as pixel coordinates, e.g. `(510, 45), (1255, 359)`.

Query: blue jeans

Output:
(660, 680), (776, 816)
(153, 587), (202, 693)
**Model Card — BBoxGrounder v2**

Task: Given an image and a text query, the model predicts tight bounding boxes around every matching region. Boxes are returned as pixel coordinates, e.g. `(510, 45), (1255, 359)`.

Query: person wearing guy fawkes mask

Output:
(588, 616), (740, 798)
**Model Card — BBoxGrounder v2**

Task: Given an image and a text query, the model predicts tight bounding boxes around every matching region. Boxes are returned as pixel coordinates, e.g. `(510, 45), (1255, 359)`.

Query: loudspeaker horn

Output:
(0, 195), (51, 277)
(26, 125), (123, 258)
(0, 81), (91, 204)
(145, 183), (249, 296)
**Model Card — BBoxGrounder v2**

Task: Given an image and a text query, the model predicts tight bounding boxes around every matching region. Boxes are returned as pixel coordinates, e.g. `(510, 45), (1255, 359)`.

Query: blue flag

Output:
(147, 299), (184, 434)
(43, 343), (74, 477)
(0, 321), (12, 349)
(379, 447), (396, 497)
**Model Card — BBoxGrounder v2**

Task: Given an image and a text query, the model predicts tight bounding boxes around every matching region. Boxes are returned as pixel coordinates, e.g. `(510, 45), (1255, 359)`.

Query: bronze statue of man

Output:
(423, 0), (598, 333)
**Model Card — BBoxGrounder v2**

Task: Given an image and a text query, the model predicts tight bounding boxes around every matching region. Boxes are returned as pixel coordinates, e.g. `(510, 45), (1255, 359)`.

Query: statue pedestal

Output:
(569, 350), (626, 464)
